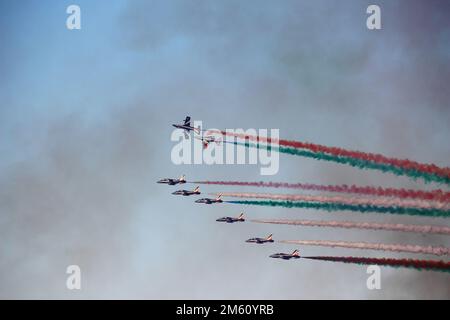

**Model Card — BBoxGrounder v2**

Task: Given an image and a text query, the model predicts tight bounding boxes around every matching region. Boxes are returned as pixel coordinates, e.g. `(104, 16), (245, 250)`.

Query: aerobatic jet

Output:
(172, 116), (200, 139)
(157, 175), (186, 185)
(216, 212), (245, 223)
(172, 186), (201, 196)
(194, 135), (222, 149)
(195, 194), (223, 204)
(269, 250), (300, 260)
(246, 234), (274, 244)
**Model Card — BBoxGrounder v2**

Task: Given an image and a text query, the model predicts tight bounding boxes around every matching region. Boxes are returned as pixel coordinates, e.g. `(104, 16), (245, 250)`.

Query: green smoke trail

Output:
(226, 200), (450, 218)
(231, 141), (450, 185)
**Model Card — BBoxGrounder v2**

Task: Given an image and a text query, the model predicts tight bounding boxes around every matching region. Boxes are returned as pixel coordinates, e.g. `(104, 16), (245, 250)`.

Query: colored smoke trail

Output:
(278, 145), (449, 184)
(226, 200), (450, 218)
(251, 218), (450, 235)
(300, 256), (450, 273)
(280, 240), (450, 256)
(215, 192), (450, 210)
(191, 180), (450, 202)
(215, 130), (450, 183)
(229, 141), (449, 184)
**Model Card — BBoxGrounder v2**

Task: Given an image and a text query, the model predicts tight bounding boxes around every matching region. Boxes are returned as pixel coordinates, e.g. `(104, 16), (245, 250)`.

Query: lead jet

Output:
(157, 175), (186, 185)
(195, 194), (223, 204)
(246, 234), (274, 244)
(269, 250), (300, 260)
(172, 116), (200, 139)
(216, 212), (245, 223)
(172, 186), (201, 196)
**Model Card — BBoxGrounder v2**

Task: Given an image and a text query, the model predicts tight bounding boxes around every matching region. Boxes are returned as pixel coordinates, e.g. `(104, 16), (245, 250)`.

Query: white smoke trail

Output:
(251, 218), (450, 235)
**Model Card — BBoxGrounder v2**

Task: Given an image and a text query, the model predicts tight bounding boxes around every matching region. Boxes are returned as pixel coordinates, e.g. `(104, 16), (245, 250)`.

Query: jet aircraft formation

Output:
(156, 116), (301, 260)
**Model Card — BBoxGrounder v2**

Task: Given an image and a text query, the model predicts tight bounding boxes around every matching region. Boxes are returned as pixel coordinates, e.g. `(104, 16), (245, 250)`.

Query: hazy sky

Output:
(0, 0), (449, 299)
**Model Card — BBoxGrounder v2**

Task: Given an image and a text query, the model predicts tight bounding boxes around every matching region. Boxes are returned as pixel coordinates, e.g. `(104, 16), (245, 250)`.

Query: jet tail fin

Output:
(292, 249), (300, 256)
(216, 194), (222, 201)
(266, 234), (273, 241)
(179, 174), (186, 182)
(194, 186), (200, 193)
(238, 212), (244, 219)
(184, 116), (191, 126)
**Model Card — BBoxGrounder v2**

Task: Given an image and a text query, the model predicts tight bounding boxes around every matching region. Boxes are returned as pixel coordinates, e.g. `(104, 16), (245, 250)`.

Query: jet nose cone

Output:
(245, 239), (251, 243)
(171, 191), (177, 195)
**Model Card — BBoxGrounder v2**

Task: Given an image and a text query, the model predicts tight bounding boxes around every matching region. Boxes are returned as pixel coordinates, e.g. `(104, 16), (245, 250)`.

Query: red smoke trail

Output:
(215, 192), (450, 210)
(191, 180), (450, 202)
(301, 256), (450, 273)
(251, 218), (450, 235)
(280, 240), (450, 256)
(213, 130), (450, 181)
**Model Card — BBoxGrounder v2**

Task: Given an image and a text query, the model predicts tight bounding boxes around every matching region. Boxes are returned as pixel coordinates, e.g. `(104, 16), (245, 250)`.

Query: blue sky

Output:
(1, 0), (449, 298)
